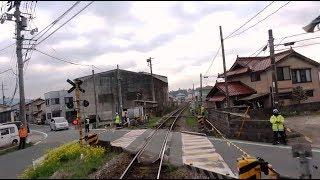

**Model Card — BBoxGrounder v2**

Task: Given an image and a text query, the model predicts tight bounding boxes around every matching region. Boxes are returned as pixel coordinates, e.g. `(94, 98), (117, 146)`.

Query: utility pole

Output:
(75, 80), (83, 145)
(268, 29), (279, 108)
(219, 26), (230, 108)
(117, 65), (123, 118)
(200, 73), (203, 105)
(147, 57), (155, 102)
(92, 67), (98, 128)
(14, 1), (27, 128)
(192, 83), (194, 100)
(2, 82), (6, 105)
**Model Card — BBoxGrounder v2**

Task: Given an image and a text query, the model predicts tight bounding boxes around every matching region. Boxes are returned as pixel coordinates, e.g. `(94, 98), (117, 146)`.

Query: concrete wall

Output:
(78, 70), (168, 123)
(229, 56), (320, 107)
(207, 109), (273, 143)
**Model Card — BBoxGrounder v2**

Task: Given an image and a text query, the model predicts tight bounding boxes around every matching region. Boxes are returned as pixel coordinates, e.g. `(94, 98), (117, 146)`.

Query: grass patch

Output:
(146, 117), (161, 128)
(20, 142), (115, 179)
(186, 116), (197, 127)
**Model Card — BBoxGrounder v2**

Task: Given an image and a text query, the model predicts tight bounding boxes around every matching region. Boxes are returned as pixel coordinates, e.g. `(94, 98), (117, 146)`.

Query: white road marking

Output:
(181, 133), (237, 178)
(209, 137), (320, 153)
(30, 130), (48, 145)
(111, 129), (146, 148)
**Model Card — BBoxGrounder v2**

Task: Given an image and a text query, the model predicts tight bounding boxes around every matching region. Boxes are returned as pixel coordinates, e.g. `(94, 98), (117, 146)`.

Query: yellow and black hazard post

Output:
(237, 156), (262, 179)
(85, 133), (99, 146)
(197, 116), (205, 132)
(237, 156), (280, 179)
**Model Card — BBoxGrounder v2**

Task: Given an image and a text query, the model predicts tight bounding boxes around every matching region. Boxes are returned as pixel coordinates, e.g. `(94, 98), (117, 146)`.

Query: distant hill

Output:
(1, 98), (32, 106)
(169, 89), (188, 97)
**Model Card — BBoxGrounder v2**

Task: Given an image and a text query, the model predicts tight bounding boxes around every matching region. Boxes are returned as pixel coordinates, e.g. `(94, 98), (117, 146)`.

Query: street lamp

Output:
(303, 15), (320, 33)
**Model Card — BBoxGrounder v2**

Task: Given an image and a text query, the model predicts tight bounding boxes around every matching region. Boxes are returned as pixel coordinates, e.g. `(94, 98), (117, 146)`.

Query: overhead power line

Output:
(225, 1), (275, 39)
(204, 46), (221, 76)
(276, 36), (320, 46)
(275, 29), (320, 40)
(36, 1), (94, 46)
(23, 1), (81, 58)
(0, 43), (15, 54)
(0, 68), (13, 75)
(31, 1), (81, 42)
(34, 48), (102, 70)
(275, 42), (320, 51)
(228, 1), (291, 39)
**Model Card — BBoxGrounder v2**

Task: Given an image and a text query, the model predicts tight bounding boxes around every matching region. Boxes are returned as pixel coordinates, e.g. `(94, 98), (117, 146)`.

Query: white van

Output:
(0, 124), (20, 148)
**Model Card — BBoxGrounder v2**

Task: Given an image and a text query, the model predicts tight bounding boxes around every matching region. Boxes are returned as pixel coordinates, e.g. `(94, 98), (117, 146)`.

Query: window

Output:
(45, 99), (50, 106)
(292, 69), (312, 83)
(52, 110), (61, 117)
(51, 98), (60, 105)
(9, 127), (15, 133)
(0, 128), (9, 136)
(277, 67), (291, 81)
(64, 97), (73, 105)
(250, 72), (261, 82)
(47, 113), (52, 119)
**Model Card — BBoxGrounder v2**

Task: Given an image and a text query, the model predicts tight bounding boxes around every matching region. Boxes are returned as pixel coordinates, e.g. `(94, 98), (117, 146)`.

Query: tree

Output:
(292, 86), (308, 104)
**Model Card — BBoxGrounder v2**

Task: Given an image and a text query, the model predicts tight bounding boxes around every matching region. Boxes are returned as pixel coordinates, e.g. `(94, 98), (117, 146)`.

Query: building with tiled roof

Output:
(207, 49), (320, 109)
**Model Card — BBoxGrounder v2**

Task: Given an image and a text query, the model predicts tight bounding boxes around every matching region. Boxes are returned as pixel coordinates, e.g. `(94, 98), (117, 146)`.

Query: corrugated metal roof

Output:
(208, 81), (256, 97)
(208, 96), (225, 102)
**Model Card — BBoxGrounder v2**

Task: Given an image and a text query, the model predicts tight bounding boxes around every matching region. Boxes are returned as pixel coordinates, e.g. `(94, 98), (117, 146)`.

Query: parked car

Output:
(1, 121), (30, 133)
(0, 123), (20, 148)
(49, 117), (69, 131)
(35, 118), (45, 125)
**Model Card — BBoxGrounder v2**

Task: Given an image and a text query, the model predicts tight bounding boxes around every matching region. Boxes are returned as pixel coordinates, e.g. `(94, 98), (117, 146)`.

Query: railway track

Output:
(120, 104), (188, 179)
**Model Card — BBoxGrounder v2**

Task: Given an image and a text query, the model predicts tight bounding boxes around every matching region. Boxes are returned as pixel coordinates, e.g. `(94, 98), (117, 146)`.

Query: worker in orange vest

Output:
(18, 124), (28, 149)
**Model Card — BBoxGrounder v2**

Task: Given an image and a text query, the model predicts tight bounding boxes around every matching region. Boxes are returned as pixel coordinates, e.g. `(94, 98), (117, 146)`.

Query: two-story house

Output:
(206, 49), (320, 108)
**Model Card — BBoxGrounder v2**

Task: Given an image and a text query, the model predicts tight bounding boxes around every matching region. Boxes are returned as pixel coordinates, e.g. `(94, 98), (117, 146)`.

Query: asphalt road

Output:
(0, 124), (85, 179)
(209, 137), (320, 179)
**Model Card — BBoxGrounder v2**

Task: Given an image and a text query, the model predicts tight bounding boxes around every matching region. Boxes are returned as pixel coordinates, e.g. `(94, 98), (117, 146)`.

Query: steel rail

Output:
(156, 105), (188, 179)
(119, 105), (186, 179)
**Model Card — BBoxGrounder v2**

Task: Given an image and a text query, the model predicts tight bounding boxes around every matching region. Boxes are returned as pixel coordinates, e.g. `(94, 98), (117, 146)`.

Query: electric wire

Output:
(225, 1), (275, 39)
(228, 1), (291, 39)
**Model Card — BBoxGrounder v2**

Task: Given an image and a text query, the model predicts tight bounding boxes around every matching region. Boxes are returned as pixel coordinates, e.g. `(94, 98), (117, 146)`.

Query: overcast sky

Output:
(0, 1), (319, 99)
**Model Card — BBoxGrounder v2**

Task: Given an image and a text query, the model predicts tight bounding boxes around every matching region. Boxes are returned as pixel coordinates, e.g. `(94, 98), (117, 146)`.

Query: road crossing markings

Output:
(181, 133), (236, 178)
(111, 129), (146, 148)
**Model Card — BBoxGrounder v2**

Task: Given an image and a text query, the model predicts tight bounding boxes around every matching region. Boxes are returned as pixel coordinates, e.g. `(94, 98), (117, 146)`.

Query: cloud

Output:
(0, 1), (320, 99)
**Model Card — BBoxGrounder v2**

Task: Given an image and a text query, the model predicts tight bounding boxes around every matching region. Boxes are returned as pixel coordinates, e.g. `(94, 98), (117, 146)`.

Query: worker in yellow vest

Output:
(270, 109), (287, 145)
(115, 112), (121, 129)
(200, 105), (205, 116)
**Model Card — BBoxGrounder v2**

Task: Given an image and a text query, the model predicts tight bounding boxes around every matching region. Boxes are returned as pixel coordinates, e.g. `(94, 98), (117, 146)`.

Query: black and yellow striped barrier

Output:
(197, 116), (205, 132)
(237, 156), (262, 179)
(84, 133), (98, 146)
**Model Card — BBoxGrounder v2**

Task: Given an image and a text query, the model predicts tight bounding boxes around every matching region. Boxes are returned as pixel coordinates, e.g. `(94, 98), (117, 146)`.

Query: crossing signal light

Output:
(66, 102), (74, 109)
(83, 100), (89, 107)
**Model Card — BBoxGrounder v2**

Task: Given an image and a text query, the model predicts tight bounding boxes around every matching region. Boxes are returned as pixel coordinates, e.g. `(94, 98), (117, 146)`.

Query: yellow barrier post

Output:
(237, 156), (262, 179)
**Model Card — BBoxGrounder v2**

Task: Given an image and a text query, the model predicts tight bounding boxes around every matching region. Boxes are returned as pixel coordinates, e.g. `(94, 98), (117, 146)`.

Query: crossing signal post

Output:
(67, 79), (87, 145)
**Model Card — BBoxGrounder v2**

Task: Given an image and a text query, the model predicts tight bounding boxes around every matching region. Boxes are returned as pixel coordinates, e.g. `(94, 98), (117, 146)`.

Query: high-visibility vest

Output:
(19, 127), (28, 138)
(115, 115), (120, 124)
(269, 115), (284, 131)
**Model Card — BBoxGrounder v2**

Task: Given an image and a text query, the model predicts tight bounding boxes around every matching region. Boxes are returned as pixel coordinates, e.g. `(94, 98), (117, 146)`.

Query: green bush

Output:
(20, 142), (105, 179)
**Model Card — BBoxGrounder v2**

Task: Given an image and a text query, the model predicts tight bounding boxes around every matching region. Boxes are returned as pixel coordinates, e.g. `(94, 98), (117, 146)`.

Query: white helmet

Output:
(273, 109), (279, 114)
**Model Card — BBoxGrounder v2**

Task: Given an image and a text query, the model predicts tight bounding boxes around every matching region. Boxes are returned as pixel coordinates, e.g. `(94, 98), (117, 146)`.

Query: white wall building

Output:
(44, 90), (76, 123)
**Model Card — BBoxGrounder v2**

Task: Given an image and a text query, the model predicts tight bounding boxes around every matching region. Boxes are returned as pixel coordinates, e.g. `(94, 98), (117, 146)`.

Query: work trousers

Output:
(85, 124), (90, 133)
(273, 131), (287, 145)
(18, 137), (26, 149)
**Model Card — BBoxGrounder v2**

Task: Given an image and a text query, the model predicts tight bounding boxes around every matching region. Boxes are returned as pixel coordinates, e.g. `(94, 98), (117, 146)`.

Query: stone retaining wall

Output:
(207, 109), (273, 143)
